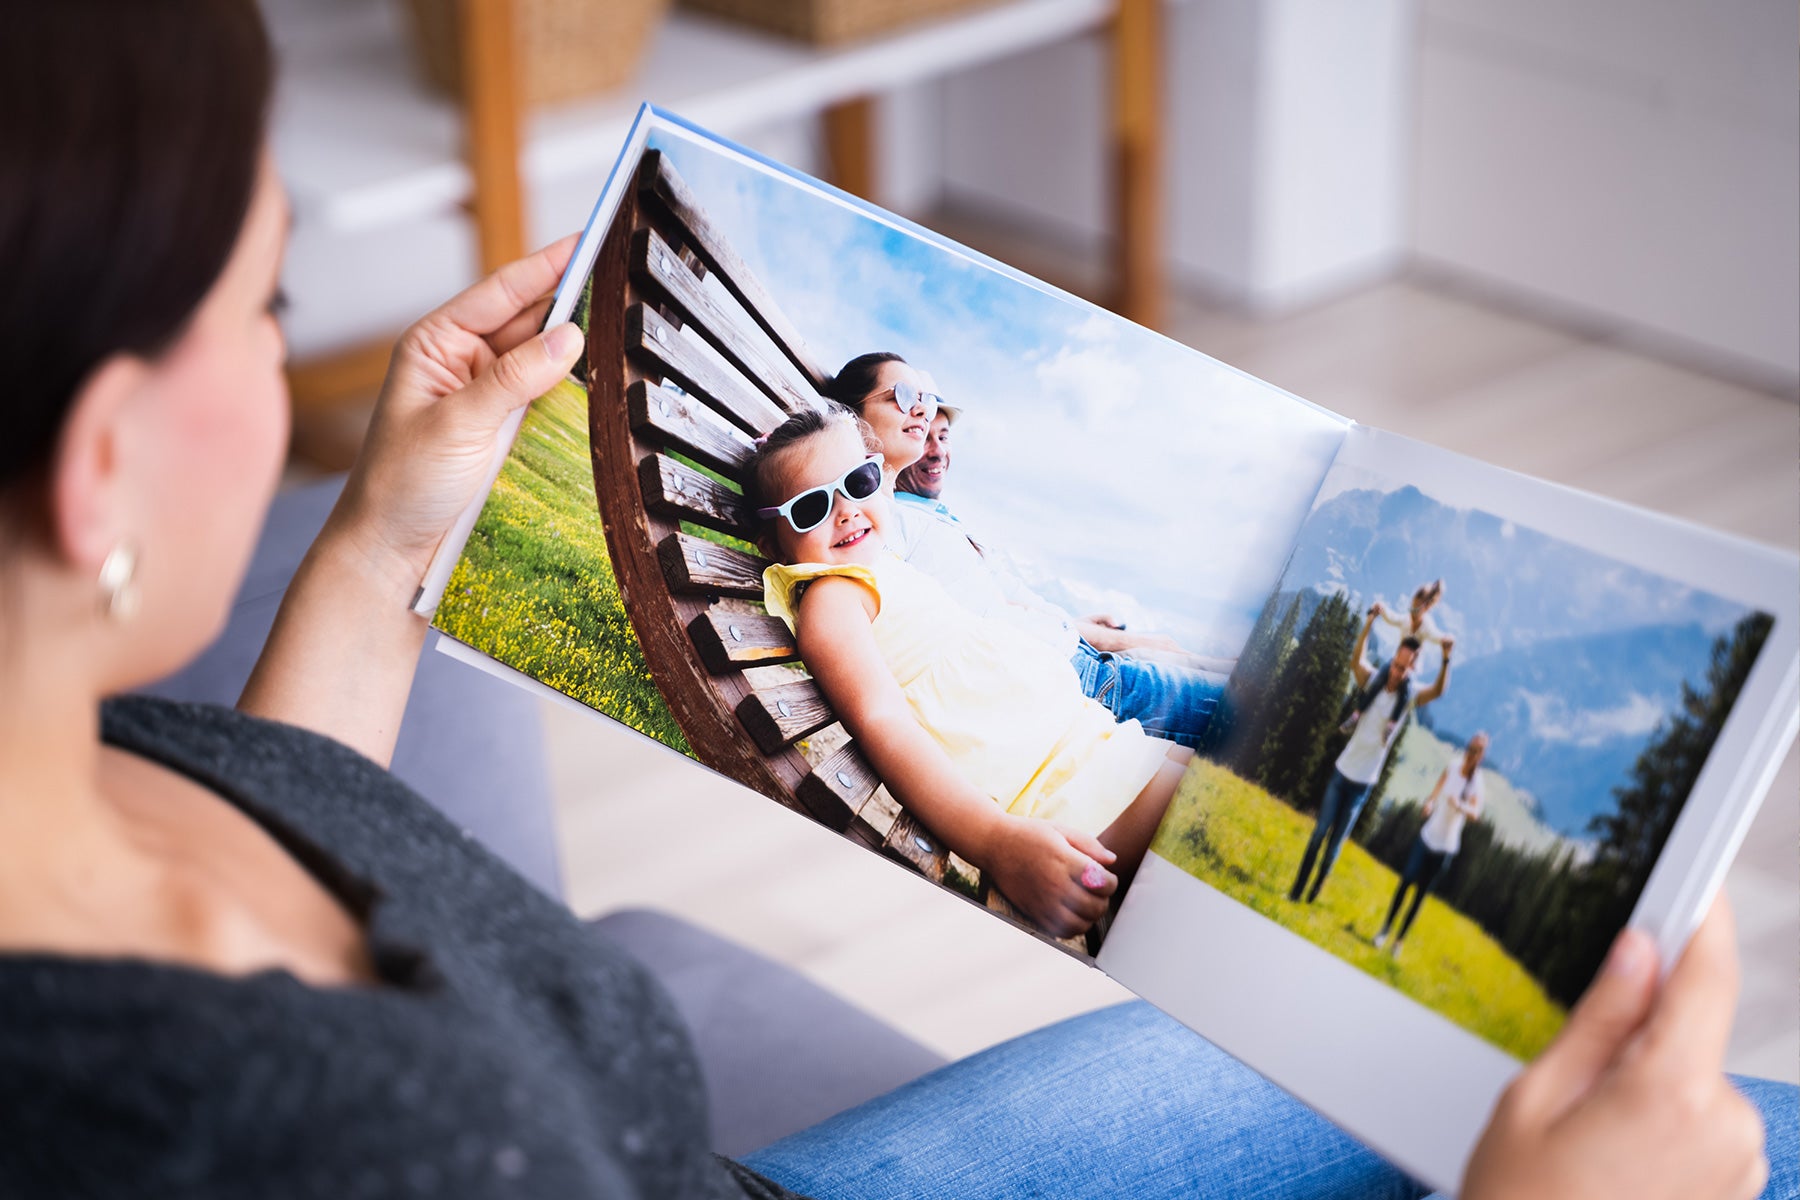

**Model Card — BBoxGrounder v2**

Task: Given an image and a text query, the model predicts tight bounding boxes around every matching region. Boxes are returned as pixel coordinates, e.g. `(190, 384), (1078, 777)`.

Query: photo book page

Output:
(417, 105), (1349, 959)
(414, 106), (1799, 1193)
(1098, 424), (1798, 1188)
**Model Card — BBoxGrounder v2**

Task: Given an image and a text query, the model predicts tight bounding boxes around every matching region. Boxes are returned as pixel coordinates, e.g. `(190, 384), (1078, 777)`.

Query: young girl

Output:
(1376, 578), (1455, 654)
(749, 404), (1192, 938)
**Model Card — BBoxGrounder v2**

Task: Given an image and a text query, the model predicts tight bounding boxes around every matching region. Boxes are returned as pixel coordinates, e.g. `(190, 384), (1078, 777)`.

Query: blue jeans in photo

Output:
(1381, 837), (1453, 943)
(1291, 770), (1374, 903)
(1070, 640), (1225, 749)
(743, 1000), (1800, 1200)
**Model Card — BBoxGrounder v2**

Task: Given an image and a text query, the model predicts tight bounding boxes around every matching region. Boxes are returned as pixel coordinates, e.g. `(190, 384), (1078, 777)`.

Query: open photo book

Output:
(414, 105), (1799, 1192)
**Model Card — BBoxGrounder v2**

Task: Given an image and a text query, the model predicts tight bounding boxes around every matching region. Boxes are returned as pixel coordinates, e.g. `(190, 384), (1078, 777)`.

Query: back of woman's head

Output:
(1, 0), (272, 504)
(820, 352), (906, 414)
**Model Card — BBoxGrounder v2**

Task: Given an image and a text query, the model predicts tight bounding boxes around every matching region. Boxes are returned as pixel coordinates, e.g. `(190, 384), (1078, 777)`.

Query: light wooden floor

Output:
(546, 253), (1799, 1083)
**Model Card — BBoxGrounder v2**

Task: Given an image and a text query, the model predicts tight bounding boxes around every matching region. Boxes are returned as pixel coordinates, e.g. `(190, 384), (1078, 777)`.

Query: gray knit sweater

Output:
(0, 697), (802, 1199)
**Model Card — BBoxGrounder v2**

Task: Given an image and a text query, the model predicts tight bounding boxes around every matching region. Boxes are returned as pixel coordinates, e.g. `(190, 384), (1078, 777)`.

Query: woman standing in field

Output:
(1375, 733), (1490, 959)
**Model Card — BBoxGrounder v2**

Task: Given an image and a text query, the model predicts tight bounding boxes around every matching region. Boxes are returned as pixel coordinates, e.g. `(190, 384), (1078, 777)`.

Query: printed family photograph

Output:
(1150, 454), (1773, 1058)
(430, 115), (1352, 955)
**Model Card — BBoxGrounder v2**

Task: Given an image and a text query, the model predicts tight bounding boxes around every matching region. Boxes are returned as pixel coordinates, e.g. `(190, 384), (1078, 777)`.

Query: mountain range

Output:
(1264, 485), (1750, 836)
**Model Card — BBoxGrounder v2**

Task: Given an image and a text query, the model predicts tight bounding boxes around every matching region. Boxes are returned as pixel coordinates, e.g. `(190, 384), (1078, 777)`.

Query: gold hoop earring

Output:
(98, 543), (140, 622)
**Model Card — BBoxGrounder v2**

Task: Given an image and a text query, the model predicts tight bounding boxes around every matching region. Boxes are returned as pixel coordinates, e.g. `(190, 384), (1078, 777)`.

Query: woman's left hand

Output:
(242, 237), (585, 765)
(326, 234), (586, 591)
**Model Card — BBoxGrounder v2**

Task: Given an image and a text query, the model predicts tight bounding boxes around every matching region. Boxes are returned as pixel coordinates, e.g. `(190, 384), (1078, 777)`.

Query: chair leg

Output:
(1111, 0), (1163, 329)
(824, 96), (878, 201)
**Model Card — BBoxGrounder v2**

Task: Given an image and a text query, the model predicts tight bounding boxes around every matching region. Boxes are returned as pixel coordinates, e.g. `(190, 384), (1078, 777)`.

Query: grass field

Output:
(1151, 758), (1566, 1060)
(432, 379), (689, 754)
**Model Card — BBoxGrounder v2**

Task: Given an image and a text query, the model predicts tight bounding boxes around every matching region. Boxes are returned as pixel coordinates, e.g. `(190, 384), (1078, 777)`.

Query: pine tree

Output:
(1539, 612), (1773, 1006)
(1216, 592), (1303, 767)
(1253, 592), (1356, 804)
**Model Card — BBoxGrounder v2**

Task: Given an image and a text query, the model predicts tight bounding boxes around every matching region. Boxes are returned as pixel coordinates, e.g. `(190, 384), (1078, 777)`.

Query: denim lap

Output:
(745, 1003), (1800, 1200)
(743, 1001), (1426, 1200)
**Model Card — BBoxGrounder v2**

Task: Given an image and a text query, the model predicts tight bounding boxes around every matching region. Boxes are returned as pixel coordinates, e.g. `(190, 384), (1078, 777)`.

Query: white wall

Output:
(1411, 0), (1800, 386)
(931, 0), (1417, 312)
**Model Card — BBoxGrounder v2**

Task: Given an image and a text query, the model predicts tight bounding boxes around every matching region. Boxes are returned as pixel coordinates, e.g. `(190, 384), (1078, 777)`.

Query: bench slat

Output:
(884, 809), (948, 882)
(639, 453), (755, 540)
(796, 741), (879, 830)
(628, 380), (756, 477)
(641, 152), (831, 392)
(632, 228), (815, 416)
(983, 886), (1093, 957)
(686, 607), (799, 673)
(734, 679), (837, 755)
(657, 530), (769, 599)
(627, 303), (787, 435)
(853, 784), (903, 841)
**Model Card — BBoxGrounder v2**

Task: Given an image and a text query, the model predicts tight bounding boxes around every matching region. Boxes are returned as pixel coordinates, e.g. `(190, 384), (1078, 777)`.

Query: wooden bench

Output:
(585, 149), (1090, 955)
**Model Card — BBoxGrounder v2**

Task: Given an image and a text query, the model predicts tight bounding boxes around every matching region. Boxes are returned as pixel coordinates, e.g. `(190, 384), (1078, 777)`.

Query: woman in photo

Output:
(750, 404), (1193, 939)
(1374, 733), (1490, 959)
(0, 4), (1782, 1196)
(821, 351), (943, 482)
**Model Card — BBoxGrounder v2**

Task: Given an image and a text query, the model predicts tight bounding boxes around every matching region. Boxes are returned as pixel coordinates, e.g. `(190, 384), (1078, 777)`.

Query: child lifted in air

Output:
(748, 403), (1192, 939)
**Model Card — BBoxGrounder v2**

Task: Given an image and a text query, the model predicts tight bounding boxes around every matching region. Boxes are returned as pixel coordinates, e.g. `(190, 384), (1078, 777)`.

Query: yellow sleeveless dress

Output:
(764, 554), (1169, 836)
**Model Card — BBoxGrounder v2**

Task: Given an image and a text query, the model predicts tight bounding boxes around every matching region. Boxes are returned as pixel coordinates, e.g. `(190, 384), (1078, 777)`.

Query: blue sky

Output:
(649, 126), (1349, 654)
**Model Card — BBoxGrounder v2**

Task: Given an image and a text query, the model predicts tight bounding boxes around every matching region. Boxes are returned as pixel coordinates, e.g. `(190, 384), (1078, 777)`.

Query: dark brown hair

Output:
(1, 0), (273, 500)
(819, 352), (907, 416)
(745, 402), (882, 535)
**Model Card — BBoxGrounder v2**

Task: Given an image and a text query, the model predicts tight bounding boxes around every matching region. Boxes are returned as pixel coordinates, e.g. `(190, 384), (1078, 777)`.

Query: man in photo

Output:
(883, 394), (1229, 748)
(1289, 606), (1454, 904)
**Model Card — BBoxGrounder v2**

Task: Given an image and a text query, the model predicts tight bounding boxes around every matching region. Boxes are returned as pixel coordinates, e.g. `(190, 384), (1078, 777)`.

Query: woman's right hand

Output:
(985, 816), (1117, 938)
(1462, 899), (1767, 1200)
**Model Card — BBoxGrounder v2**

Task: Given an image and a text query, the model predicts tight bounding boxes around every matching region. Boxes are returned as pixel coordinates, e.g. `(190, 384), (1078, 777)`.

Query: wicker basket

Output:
(404, 0), (670, 105)
(678, 0), (998, 45)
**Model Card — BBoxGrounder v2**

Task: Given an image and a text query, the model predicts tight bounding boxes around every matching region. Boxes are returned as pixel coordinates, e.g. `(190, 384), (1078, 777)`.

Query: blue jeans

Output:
(1291, 769), (1373, 903)
(743, 1001), (1799, 1199)
(1070, 640), (1225, 749)
(1381, 837), (1453, 942)
(745, 1001), (1422, 1198)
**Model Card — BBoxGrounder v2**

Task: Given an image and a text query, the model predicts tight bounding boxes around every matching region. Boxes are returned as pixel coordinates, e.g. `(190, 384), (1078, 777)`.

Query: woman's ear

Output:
(49, 354), (150, 571)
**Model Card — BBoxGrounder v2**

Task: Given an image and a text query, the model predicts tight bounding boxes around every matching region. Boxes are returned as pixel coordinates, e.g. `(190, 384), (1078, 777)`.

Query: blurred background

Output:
(263, 0), (1797, 1082)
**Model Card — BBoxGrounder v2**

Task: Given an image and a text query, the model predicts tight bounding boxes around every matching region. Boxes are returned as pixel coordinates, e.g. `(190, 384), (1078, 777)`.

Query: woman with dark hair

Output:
(0, 4), (1782, 1198)
(820, 351), (945, 479)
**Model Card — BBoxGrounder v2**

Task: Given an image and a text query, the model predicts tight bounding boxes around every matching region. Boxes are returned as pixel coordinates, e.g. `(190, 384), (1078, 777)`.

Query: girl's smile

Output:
(767, 422), (892, 567)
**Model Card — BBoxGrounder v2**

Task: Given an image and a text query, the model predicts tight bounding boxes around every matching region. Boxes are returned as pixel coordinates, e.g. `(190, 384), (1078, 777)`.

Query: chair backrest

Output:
(585, 150), (951, 877)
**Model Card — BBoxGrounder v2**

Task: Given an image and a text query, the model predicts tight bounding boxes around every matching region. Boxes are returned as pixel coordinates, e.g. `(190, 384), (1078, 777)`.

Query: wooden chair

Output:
(586, 148), (1091, 955)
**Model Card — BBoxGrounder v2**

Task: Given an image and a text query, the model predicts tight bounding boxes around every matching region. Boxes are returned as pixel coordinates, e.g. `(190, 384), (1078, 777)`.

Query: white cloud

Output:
(1518, 688), (1667, 747)
(648, 129), (1351, 653)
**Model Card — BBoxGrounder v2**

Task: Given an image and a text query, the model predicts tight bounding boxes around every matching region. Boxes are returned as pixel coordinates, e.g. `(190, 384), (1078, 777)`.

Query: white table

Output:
(266, 0), (1158, 388)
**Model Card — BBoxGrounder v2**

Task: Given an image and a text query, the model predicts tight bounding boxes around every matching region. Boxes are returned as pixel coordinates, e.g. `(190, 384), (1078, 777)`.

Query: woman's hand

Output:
(326, 234), (587, 591)
(1462, 900), (1767, 1200)
(984, 816), (1117, 938)
(242, 239), (585, 765)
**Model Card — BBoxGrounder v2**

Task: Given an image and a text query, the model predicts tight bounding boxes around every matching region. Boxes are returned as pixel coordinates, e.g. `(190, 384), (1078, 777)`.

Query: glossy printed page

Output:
(419, 107), (1351, 959)
(1100, 423), (1799, 1191)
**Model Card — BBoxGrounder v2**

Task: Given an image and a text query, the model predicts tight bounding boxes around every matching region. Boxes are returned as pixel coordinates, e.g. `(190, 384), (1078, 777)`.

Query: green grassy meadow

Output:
(432, 379), (689, 754)
(1152, 758), (1566, 1060)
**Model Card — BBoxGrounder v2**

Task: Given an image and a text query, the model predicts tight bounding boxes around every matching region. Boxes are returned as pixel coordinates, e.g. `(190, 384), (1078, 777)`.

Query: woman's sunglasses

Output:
(870, 381), (944, 417)
(757, 455), (884, 534)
